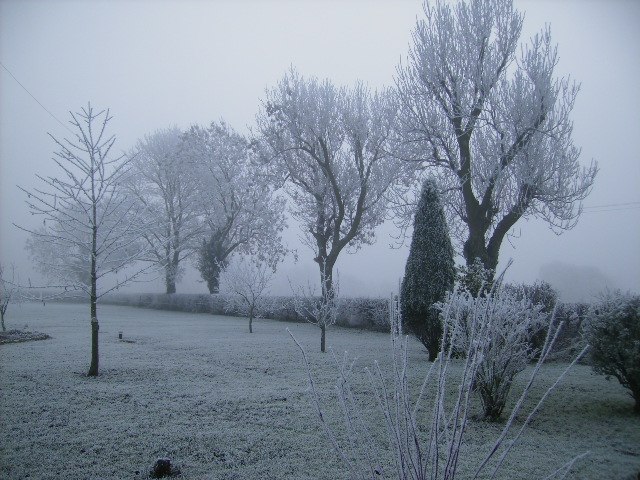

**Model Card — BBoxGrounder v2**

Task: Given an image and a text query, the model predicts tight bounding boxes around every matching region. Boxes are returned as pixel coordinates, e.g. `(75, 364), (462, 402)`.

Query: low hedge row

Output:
(100, 293), (392, 332)
(98, 293), (586, 357)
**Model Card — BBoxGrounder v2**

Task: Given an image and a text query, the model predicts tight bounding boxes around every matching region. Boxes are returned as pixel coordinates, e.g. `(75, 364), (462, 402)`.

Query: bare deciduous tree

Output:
(290, 268), (340, 352)
(183, 121), (286, 294)
(0, 263), (21, 332)
(394, 0), (597, 275)
(219, 255), (275, 333)
(258, 69), (405, 350)
(17, 103), (146, 376)
(126, 127), (201, 294)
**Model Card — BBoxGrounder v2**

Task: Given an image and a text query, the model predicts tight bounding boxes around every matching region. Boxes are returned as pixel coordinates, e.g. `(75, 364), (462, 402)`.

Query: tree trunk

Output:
(88, 198), (99, 377)
(88, 280), (99, 376)
(463, 227), (498, 295)
(1, 309), (5, 332)
(207, 270), (221, 294)
(166, 273), (177, 294)
(463, 230), (491, 272)
(165, 250), (179, 294)
(88, 317), (99, 376)
(198, 235), (226, 294)
(249, 305), (254, 333)
(317, 258), (335, 354)
(88, 275), (99, 376)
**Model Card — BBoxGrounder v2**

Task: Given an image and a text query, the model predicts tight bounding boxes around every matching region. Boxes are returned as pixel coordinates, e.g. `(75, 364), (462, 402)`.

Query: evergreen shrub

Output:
(400, 179), (456, 361)
(584, 291), (640, 413)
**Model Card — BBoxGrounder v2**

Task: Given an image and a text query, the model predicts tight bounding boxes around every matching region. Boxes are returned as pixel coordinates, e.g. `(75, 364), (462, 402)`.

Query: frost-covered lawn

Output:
(0, 302), (638, 479)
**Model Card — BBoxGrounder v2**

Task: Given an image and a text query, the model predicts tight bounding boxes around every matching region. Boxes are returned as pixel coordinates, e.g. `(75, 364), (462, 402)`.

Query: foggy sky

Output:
(1, 0), (639, 301)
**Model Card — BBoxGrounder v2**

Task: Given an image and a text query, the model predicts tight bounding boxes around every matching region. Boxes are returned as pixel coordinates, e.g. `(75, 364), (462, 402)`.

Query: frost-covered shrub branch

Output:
(438, 286), (549, 420)
(290, 288), (589, 479)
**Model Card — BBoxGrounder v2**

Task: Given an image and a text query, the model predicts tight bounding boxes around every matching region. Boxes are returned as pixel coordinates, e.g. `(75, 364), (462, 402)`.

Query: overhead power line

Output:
(0, 61), (76, 136)
(583, 201), (640, 209)
(582, 201), (640, 214)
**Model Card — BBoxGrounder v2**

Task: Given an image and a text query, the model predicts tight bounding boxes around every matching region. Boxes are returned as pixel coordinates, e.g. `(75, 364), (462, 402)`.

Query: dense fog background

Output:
(1, 0), (639, 301)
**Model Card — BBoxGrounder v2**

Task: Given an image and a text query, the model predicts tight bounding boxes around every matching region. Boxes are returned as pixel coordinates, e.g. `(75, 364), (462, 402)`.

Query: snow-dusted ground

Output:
(0, 302), (638, 479)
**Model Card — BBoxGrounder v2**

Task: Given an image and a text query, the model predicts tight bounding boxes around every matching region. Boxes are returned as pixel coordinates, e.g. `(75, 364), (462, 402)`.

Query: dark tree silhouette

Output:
(401, 178), (455, 361)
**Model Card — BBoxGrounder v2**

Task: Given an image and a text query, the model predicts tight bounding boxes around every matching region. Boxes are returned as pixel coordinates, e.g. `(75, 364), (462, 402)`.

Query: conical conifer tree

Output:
(400, 178), (455, 361)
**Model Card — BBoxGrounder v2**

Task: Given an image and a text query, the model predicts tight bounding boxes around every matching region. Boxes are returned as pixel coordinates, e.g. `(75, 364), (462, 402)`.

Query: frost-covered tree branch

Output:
(393, 0), (597, 274)
(125, 127), (202, 294)
(16, 103), (150, 376)
(290, 288), (589, 479)
(183, 121), (287, 294)
(258, 69), (407, 350)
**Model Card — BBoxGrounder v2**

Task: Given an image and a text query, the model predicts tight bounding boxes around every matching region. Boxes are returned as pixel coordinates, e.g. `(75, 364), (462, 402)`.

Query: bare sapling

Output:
(290, 266), (340, 353)
(17, 103), (150, 376)
(220, 255), (275, 333)
(0, 263), (22, 332)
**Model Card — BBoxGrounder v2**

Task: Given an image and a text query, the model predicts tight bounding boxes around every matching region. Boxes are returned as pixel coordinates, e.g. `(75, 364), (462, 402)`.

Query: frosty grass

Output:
(0, 302), (638, 479)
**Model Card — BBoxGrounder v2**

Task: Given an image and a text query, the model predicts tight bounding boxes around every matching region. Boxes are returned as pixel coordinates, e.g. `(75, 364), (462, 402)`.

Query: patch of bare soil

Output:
(0, 329), (51, 344)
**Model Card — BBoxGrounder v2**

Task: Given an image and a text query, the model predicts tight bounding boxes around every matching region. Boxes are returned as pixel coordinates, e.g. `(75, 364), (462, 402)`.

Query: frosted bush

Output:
(456, 258), (495, 297)
(504, 281), (559, 356)
(439, 288), (548, 420)
(584, 290), (640, 413)
(290, 289), (588, 479)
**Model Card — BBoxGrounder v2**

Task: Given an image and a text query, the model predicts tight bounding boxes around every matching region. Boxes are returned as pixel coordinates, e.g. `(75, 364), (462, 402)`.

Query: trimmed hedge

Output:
(100, 293), (392, 332)
(94, 293), (587, 353)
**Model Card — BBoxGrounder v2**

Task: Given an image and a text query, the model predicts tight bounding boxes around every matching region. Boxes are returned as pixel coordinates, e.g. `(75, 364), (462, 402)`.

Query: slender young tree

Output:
(290, 268), (340, 353)
(0, 263), (21, 332)
(257, 69), (405, 351)
(126, 127), (201, 294)
(17, 104), (145, 376)
(394, 0), (597, 276)
(400, 178), (455, 361)
(183, 121), (287, 294)
(219, 255), (275, 334)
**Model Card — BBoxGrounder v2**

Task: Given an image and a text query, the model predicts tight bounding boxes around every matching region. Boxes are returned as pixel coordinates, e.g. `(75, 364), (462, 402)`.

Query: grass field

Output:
(0, 302), (638, 479)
